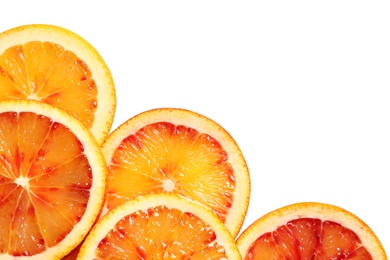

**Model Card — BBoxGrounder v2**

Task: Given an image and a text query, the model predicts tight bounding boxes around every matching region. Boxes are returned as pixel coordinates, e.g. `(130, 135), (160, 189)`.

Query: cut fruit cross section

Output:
(101, 107), (251, 238)
(77, 193), (242, 259)
(0, 99), (106, 259)
(236, 202), (387, 259)
(0, 24), (116, 145)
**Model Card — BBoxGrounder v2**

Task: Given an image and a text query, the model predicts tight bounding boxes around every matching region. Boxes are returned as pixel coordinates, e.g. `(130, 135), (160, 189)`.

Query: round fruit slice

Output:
(0, 24), (116, 145)
(77, 193), (242, 259)
(101, 107), (251, 237)
(236, 202), (387, 259)
(0, 99), (106, 259)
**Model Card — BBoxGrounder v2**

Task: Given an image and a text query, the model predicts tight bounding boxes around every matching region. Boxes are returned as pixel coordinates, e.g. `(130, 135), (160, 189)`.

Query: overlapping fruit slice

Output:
(236, 202), (387, 259)
(77, 193), (242, 259)
(0, 24), (116, 145)
(0, 100), (106, 259)
(101, 108), (251, 237)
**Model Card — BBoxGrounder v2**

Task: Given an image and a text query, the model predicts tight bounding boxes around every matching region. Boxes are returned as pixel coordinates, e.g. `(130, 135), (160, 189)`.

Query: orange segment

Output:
(0, 24), (116, 145)
(77, 193), (242, 259)
(236, 202), (387, 259)
(102, 108), (251, 237)
(0, 100), (106, 259)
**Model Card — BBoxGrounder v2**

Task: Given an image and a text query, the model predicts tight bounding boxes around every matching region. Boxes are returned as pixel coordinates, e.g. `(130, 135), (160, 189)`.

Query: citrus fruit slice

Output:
(236, 202), (387, 259)
(77, 193), (242, 259)
(0, 24), (116, 145)
(0, 99), (107, 259)
(101, 107), (251, 237)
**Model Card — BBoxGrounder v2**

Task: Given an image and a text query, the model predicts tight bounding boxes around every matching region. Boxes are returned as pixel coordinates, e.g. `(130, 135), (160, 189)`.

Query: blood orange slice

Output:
(236, 202), (387, 259)
(101, 107), (251, 238)
(77, 193), (242, 259)
(0, 24), (116, 145)
(0, 99), (106, 259)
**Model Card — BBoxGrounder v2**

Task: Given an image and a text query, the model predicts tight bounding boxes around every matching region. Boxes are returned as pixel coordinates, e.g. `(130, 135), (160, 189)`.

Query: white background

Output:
(2, 0), (389, 255)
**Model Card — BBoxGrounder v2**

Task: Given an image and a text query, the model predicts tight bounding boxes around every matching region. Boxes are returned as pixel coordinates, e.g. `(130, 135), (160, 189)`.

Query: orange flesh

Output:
(95, 205), (229, 259)
(0, 111), (92, 256)
(0, 41), (97, 128)
(106, 122), (235, 223)
(245, 218), (372, 259)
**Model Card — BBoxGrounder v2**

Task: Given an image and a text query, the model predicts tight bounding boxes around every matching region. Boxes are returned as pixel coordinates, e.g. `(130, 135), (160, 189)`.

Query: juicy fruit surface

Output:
(105, 122), (235, 224)
(95, 205), (230, 259)
(78, 193), (242, 259)
(245, 218), (373, 259)
(0, 110), (92, 256)
(0, 41), (98, 129)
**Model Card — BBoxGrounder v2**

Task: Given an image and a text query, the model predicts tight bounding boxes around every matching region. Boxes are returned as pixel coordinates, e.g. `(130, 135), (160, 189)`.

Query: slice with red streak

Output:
(101, 108), (250, 238)
(237, 202), (387, 259)
(0, 100), (106, 259)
